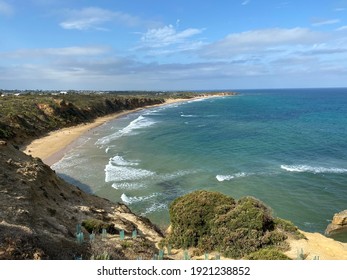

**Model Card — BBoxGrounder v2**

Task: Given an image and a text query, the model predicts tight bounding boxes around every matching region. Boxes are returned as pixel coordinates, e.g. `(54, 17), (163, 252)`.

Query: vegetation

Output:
(82, 219), (119, 234)
(87, 235), (158, 260)
(274, 217), (306, 240)
(163, 190), (303, 259)
(245, 248), (291, 260)
(0, 93), (165, 144)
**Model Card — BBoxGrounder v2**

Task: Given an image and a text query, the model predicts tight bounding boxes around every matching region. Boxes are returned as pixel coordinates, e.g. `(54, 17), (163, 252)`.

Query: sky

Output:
(1, 0), (347, 90)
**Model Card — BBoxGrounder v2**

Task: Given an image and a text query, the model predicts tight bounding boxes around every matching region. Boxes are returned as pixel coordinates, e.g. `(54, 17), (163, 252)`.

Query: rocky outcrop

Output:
(326, 210), (347, 235)
(0, 143), (163, 259)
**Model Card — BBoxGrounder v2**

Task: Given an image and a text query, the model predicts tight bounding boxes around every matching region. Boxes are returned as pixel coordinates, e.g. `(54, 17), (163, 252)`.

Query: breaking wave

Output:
(96, 115), (157, 145)
(216, 172), (248, 182)
(281, 164), (347, 174)
(111, 182), (146, 190)
(105, 155), (154, 183)
(141, 202), (168, 215)
(121, 193), (158, 204)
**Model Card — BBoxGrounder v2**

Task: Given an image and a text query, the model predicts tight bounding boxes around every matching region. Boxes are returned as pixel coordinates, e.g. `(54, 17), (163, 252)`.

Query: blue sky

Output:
(1, 0), (347, 90)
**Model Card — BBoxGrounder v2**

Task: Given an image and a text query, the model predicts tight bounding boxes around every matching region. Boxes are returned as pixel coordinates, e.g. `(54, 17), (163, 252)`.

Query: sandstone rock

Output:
(325, 210), (347, 235)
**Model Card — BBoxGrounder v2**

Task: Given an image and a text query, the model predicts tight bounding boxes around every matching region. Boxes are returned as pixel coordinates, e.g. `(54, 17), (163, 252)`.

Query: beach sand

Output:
(22, 96), (212, 165)
(23, 111), (131, 165)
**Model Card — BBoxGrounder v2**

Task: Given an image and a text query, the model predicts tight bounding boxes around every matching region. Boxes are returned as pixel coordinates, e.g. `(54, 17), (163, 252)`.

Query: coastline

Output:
(23, 111), (136, 166)
(22, 95), (227, 165)
(18, 92), (347, 259)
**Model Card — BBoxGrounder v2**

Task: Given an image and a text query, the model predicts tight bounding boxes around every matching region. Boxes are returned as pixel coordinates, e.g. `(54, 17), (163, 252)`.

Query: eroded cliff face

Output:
(0, 141), (163, 259)
(0, 95), (165, 145)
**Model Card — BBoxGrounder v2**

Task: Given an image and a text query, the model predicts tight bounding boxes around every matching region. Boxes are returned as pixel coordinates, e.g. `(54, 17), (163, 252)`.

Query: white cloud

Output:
(201, 28), (325, 58)
(140, 25), (204, 48)
(311, 18), (340, 27)
(1, 46), (109, 59)
(45, 46), (110, 56)
(60, 7), (140, 30)
(336, 25), (347, 31)
(242, 0), (250, 5)
(0, 0), (14, 16)
(2, 48), (347, 90)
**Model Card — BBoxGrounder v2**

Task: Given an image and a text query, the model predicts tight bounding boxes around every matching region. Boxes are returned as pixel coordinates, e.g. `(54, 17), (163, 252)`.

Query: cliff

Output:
(0, 141), (163, 259)
(0, 94), (165, 145)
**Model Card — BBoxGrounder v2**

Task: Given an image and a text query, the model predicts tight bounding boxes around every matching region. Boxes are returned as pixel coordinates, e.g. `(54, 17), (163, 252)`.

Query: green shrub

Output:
(274, 218), (306, 239)
(82, 219), (118, 234)
(91, 252), (111, 260)
(245, 248), (291, 260)
(168, 190), (235, 249)
(165, 190), (299, 259)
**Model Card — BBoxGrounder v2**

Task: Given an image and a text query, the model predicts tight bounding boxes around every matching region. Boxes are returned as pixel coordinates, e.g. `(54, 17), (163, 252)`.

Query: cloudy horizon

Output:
(1, 0), (347, 90)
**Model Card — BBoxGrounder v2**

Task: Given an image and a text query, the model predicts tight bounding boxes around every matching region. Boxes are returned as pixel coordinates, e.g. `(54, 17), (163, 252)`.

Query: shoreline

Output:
(22, 94), (228, 165)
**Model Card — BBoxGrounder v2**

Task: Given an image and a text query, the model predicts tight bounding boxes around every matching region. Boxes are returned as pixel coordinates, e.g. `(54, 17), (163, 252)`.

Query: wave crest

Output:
(121, 193), (158, 204)
(96, 115), (157, 145)
(105, 155), (154, 183)
(281, 164), (347, 174)
(216, 172), (247, 182)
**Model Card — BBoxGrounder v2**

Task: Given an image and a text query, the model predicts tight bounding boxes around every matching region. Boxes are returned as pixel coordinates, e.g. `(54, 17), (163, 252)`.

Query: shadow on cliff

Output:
(56, 172), (93, 194)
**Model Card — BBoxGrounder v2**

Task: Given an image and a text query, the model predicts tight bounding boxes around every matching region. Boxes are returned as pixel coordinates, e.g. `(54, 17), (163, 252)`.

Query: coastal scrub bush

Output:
(245, 248), (291, 260)
(168, 190), (235, 249)
(274, 217), (306, 240)
(82, 219), (118, 234)
(165, 190), (301, 259)
(210, 196), (287, 258)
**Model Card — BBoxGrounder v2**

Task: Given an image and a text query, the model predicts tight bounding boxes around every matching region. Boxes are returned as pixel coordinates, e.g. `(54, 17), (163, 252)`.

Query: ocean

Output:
(52, 88), (347, 239)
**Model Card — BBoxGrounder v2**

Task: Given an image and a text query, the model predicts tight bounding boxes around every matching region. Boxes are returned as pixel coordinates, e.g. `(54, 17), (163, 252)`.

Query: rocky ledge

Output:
(326, 210), (347, 236)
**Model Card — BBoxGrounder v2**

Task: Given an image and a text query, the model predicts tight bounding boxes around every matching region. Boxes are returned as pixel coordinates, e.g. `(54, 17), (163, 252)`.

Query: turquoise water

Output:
(52, 88), (347, 238)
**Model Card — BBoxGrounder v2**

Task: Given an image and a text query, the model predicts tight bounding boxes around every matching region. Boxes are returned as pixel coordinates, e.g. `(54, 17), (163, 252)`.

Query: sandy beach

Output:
(23, 111), (134, 165)
(22, 96), (219, 165)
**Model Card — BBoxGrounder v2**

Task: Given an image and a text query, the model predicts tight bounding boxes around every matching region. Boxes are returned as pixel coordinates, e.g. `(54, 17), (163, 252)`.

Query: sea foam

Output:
(281, 164), (347, 174)
(96, 115), (157, 145)
(105, 165), (154, 182)
(121, 193), (158, 204)
(141, 202), (168, 215)
(109, 155), (139, 166)
(105, 155), (154, 183)
(111, 182), (145, 190)
(216, 172), (247, 182)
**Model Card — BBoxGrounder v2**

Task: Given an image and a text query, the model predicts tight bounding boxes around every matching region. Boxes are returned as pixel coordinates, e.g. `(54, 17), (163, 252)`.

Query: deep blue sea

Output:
(52, 88), (347, 238)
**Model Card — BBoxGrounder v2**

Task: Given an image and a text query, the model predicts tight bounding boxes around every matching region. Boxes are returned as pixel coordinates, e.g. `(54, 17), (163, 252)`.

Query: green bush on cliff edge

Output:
(164, 190), (301, 259)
